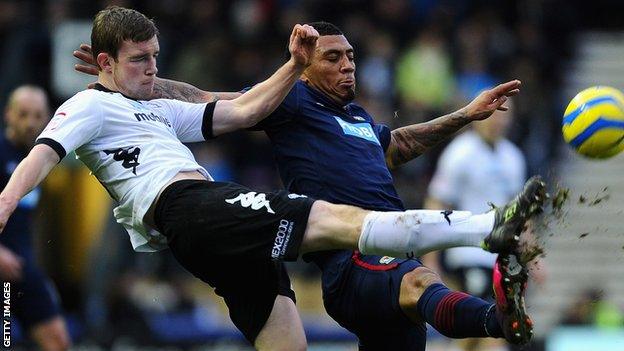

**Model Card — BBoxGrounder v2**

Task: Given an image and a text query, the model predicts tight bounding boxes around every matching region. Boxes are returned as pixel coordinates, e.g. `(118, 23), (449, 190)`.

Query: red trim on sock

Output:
(435, 292), (470, 333)
(351, 251), (399, 271)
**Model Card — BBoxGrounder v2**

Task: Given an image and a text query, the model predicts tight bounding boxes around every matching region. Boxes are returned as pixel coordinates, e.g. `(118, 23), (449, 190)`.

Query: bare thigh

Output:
(254, 295), (307, 351)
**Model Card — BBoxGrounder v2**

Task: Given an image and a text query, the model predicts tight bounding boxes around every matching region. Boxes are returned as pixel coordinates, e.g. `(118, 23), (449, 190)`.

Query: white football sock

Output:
(358, 210), (495, 258)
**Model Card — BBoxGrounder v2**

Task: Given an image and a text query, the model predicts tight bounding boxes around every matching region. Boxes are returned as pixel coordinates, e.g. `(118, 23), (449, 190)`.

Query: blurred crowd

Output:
(1, 0), (623, 347)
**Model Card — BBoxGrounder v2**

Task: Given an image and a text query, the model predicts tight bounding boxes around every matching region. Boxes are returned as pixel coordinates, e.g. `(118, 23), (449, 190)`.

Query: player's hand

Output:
(463, 80), (521, 121)
(288, 24), (319, 68)
(73, 43), (99, 89)
(0, 245), (23, 282)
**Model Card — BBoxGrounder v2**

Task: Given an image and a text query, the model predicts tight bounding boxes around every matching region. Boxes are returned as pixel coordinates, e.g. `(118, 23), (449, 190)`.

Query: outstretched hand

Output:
(464, 80), (521, 121)
(288, 24), (319, 68)
(73, 43), (98, 76)
(73, 44), (99, 89)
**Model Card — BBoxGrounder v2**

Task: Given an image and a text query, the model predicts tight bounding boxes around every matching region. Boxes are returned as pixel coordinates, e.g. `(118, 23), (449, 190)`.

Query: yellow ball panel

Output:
(576, 128), (624, 159)
(562, 86), (624, 159)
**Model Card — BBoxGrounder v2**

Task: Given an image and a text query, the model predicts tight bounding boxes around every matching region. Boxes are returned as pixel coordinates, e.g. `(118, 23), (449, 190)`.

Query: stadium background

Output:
(1, 0), (623, 349)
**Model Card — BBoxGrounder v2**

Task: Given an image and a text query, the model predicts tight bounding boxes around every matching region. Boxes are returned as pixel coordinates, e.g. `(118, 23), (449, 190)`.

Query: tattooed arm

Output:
(386, 109), (471, 169)
(151, 78), (241, 103)
(73, 44), (241, 103)
(385, 79), (522, 169)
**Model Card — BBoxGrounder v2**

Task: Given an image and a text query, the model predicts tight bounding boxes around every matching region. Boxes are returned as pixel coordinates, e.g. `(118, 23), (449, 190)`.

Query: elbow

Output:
(237, 112), (260, 129)
(246, 111), (264, 128)
(237, 105), (270, 129)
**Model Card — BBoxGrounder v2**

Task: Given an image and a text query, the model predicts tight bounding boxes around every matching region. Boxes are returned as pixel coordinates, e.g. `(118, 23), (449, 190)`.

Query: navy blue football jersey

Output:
(254, 81), (404, 212)
(0, 132), (39, 260)
(253, 81), (404, 266)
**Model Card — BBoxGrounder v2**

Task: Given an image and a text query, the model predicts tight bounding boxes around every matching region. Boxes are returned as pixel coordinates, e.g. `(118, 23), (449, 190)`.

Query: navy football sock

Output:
(415, 283), (503, 338)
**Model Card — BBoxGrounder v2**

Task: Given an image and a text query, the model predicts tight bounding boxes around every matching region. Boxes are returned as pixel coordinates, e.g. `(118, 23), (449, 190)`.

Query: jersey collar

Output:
(93, 83), (141, 101)
(302, 81), (354, 112)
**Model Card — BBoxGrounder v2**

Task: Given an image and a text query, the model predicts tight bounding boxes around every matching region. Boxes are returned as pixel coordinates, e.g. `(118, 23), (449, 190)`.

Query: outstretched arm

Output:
(211, 24), (318, 136)
(0, 144), (59, 234)
(385, 80), (521, 169)
(73, 44), (241, 103)
(151, 78), (241, 103)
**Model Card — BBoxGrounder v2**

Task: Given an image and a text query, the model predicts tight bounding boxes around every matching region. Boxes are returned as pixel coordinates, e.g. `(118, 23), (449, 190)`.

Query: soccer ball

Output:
(562, 86), (624, 159)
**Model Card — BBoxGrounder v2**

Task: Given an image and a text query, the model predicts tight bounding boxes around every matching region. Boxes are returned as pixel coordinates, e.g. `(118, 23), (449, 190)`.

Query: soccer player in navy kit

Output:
(248, 23), (534, 349)
(72, 19), (543, 349)
(0, 85), (71, 351)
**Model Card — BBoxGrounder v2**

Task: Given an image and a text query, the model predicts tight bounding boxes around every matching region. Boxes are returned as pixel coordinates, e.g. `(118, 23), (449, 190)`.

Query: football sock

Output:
(358, 210), (495, 258)
(416, 283), (503, 338)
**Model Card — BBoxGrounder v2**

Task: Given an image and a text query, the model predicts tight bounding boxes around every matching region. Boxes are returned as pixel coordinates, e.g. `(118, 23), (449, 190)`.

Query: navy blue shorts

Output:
(10, 261), (61, 331)
(320, 251), (427, 350)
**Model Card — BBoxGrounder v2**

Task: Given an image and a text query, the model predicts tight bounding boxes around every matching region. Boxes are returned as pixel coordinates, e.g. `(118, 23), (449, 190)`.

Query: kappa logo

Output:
(225, 192), (275, 214)
(104, 147), (141, 175)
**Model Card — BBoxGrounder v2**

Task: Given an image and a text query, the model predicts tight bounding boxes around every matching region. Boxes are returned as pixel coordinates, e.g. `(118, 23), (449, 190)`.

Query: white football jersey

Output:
(428, 130), (526, 268)
(37, 86), (213, 252)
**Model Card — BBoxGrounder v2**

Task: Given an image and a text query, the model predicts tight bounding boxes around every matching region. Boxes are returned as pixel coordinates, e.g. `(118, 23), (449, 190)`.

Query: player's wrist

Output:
(0, 193), (19, 212)
(455, 107), (474, 122)
(287, 56), (308, 71)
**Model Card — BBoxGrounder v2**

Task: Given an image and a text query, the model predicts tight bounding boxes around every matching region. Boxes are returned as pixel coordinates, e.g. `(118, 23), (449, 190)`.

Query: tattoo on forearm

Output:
(151, 79), (216, 103)
(389, 109), (470, 167)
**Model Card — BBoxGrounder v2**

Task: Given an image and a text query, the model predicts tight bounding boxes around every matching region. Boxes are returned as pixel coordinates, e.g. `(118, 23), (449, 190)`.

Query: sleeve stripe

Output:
(201, 101), (217, 140)
(35, 138), (67, 161)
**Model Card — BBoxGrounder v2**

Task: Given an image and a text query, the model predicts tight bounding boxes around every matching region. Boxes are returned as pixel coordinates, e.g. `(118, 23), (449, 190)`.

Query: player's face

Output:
(111, 36), (159, 100)
(303, 35), (356, 105)
(4, 89), (49, 148)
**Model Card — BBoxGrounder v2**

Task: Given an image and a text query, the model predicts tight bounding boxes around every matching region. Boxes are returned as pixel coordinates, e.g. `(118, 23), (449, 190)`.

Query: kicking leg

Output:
(401, 267), (503, 339)
(399, 260), (534, 346)
(300, 176), (546, 259)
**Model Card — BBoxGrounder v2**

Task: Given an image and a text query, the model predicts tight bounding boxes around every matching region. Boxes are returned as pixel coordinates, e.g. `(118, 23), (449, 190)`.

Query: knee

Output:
(399, 267), (443, 310)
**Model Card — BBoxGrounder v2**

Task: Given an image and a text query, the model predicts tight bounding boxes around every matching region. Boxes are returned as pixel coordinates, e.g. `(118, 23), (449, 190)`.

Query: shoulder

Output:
(59, 89), (102, 110)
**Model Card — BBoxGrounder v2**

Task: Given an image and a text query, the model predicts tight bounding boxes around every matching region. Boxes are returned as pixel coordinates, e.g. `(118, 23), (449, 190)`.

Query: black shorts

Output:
(154, 180), (315, 342)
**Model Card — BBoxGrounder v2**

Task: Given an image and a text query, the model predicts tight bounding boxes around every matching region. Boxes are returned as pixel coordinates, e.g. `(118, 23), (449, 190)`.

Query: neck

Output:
(97, 74), (118, 92)
(96, 76), (141, 101)
(304, 81), (348, 107)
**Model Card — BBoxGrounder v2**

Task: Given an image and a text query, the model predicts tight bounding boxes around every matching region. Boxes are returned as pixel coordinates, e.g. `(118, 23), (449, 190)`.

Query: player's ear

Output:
(97, 52), (113, 73)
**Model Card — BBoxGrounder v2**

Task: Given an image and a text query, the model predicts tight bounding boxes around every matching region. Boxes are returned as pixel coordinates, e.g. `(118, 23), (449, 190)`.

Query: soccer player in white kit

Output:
(0, 7), (546, 350)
